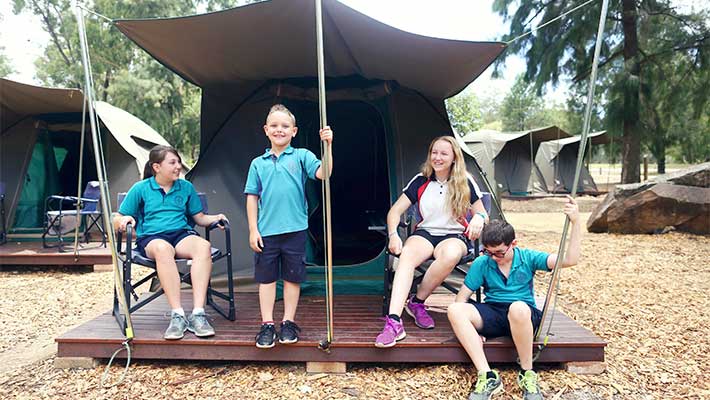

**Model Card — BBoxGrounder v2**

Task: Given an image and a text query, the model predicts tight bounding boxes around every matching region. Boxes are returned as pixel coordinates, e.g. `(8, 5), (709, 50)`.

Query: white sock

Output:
(192, 307), (205, 315)
(172, 308), (185, 316)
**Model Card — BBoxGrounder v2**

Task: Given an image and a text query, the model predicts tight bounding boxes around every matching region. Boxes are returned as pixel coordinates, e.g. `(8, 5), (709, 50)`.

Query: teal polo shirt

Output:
(464, 248), (551, 308)
(244, 146), (321, 237)
(118, 177), (203, 237)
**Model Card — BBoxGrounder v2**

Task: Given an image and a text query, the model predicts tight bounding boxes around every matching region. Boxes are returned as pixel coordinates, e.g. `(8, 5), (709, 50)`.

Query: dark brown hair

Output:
(481, 219), (516, 247)
(143, 145), (181, 179)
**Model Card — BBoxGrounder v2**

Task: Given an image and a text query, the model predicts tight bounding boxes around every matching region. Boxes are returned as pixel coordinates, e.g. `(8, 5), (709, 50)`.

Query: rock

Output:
(606, 183), (710, 234)
(587, 163), (710, 234)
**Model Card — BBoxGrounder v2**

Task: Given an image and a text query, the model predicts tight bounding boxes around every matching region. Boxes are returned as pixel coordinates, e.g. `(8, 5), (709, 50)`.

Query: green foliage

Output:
(499, 74), (572, 132)
(0, 46), (14, 78)
(445, 91), (483, 135)
(493, 0), (710, 182)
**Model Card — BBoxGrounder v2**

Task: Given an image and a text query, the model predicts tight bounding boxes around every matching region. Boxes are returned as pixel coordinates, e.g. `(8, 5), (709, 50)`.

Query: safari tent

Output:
(0, 78), (179, 235)
(461, 126), (571, 196)
(113, 0), (506, 293)
(534, 130), (609, 194)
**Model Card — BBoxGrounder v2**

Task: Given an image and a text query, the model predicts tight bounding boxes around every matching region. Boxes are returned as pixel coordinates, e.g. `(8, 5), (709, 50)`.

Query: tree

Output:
(500, 74), (543, 131)
(492, 0), (710, 183)
(446, 91), (483, 135)
(0, 46), (14, 78)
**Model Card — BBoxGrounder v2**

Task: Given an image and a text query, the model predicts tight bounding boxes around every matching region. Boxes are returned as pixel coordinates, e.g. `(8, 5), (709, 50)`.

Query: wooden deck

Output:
(57, 293), (605, 364)
(0, 241), (111, 266)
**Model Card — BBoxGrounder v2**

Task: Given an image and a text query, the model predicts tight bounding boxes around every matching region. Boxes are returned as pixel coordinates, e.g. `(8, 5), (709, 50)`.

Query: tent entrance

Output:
(11, 129), (97, 232)
(286, 99), (389, 266)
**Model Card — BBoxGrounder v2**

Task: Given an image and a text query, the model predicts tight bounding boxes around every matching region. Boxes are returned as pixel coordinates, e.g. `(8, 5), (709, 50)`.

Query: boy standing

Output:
(244, 104), (333, 348)
(448, 196), (581, 400)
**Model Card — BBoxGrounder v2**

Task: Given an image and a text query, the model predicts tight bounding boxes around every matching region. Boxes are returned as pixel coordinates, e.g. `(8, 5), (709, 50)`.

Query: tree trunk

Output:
(657, 152), (666, 174)
(621, 0), (641, 183)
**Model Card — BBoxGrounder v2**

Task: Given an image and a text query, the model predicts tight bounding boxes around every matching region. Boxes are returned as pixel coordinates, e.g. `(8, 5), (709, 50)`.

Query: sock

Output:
(171, 308), (185, 317)
(262, 320), (274, 326)
(388, 314), (401, 322)
(519, 368), (532, 375)
(486, 371), (497, 380)
(411, 296), (425, 304)
(192, 307), (205, 315)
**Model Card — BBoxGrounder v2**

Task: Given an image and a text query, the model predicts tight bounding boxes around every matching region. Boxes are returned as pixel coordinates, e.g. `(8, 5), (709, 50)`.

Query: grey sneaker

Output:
(468, 370), (503, 400)
(188, 311), (215, 337)
(518, 370), (544, 400)
(164, 312), (188, 340)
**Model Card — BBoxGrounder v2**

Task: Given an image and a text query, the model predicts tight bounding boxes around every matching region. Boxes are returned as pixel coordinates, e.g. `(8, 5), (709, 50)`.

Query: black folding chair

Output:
(113, 192), (236, 335)
(41, 181), (106, 251)
(382, 193), (492, 315)
(0, 182), (6, 245)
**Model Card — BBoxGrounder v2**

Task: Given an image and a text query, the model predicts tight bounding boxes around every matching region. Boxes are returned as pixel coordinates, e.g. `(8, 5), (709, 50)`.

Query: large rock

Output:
(588, 163), (710, 234)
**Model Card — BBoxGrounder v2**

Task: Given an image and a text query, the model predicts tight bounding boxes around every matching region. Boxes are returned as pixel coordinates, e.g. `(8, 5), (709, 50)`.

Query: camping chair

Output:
(112, 192), (236, 335)
(41, 181), (106, 250)
(382, 192), (492, 315)
(0, 182), (6, 245)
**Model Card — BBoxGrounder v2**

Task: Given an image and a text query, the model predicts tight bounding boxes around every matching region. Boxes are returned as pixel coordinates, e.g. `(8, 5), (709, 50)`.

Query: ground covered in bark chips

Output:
(1, 196), (708, 399)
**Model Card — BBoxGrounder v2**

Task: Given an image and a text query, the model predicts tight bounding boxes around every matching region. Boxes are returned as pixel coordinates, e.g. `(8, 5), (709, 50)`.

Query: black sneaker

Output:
(279, 320), (301, 344)
(255, 323), (277, 348)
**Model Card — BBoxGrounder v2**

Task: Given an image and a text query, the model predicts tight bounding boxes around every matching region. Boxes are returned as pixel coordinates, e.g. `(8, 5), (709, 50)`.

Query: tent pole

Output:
(75, 3), (134, 341)
(535, 0), (610, 341)
(314, 0), (335, 352)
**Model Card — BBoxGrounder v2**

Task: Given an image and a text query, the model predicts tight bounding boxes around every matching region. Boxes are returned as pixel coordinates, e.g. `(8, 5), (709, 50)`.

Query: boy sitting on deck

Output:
(447, 196), (581, 400)
(244, 104), (333, 348)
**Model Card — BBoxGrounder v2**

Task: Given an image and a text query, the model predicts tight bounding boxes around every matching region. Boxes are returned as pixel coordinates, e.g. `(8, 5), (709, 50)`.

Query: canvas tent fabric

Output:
(0, 78), (176, 233)
(114, 0), (506, 294)
(535, 131), (609, 194)
(461, 126), (571, 196)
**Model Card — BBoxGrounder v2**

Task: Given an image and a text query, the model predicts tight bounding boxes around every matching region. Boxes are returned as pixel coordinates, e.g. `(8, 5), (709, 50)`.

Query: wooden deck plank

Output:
(57, 293), (605, 364)
(0, 241), (111, 265)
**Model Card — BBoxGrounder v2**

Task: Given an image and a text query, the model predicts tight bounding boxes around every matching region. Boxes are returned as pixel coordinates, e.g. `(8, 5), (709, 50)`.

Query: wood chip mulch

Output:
(1, 196), (708, 399)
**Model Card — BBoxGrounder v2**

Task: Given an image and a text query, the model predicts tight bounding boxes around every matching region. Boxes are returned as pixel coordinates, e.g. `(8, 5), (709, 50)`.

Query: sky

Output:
(1, 0), (705, 103)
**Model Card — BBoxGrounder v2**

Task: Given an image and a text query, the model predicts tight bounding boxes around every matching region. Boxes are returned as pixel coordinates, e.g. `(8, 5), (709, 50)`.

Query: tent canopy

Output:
(461, 126), (571, 195)
(1, 79), (84, 132)
(113, 0), (506, 294)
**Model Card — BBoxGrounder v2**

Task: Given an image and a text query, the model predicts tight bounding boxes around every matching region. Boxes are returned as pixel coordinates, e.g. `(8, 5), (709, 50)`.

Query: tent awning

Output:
(1, 78), (84, 132)
(114, 0), (505, 100)
(538, 130), (609, 161)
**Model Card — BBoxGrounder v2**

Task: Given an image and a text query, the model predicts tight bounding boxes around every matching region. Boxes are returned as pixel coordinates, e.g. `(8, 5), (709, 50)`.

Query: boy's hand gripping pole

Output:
(314, 0), (334, 353)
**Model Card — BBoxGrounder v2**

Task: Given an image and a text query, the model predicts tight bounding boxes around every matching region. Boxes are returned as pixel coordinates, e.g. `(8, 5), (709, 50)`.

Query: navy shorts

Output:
(254, 230), (307, 284)
(469, 301), (543, 339)
(411, 229), (472, 251)
(136, 229), (199, 257)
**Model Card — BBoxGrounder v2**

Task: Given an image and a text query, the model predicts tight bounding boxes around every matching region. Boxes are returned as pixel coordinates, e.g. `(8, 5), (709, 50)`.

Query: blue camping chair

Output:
(113, 192), (235, 335)
(383, 192), (493, 314)
(41, 181), (106, 250)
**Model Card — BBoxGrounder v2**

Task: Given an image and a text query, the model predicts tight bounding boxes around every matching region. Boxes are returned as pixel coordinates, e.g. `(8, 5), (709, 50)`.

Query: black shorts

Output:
(469, 301), (543, 339)
(136, 229), (199, 257)
(254, 230), (307, 284)
(411, 229), (472, 251)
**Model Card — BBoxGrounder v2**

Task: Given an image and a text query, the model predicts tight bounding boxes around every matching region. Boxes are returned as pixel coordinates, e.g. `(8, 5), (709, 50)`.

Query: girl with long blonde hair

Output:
(375, 136), (488, 348)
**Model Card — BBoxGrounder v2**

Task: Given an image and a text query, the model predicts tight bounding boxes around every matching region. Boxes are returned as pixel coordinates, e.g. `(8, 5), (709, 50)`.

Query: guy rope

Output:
(75, 2), (133, 386)
(533, 0), (610, 358)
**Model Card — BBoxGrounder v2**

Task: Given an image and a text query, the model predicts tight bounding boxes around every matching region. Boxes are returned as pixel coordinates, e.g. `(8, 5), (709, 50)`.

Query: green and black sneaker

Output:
(517, 370), (544, 400)
(468, 370), (503, 400)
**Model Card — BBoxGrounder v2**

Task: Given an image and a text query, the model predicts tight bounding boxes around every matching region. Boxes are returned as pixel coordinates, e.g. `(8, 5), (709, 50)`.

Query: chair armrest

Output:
(207, 219), (230, 232)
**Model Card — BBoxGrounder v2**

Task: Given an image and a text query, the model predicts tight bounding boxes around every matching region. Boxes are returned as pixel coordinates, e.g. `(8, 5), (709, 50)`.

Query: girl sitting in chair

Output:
(114, 145), (227, 340)
(376, 136), (488, 348)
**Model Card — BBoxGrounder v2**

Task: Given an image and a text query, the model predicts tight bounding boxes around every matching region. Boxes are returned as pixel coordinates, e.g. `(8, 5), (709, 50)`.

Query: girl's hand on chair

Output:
(119, 216), (135, 232)
(214, 214), (228, 229)
(249, 230), (264, 253)
(388, 234), (402, 255)
(466, 216), (484, 240)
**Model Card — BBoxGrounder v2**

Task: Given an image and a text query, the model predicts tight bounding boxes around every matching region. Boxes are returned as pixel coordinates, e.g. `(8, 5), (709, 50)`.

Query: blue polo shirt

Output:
(244, 146), (321, 237)
(118, 177), (203, 237)
(464, 248), (551, 307)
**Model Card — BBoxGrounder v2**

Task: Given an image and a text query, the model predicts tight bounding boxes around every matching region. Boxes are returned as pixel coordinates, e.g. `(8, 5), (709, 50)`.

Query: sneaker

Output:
(374, 316), (406, 348)
(255, 323), (277, 348)
(405, 295), (435, 329)
(468, 370), (503, 400)
(164, 312), (188, 340)
(188, 311), (215, 337)
(517, 370), (544, 400)
(279, 320), (301, 344)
